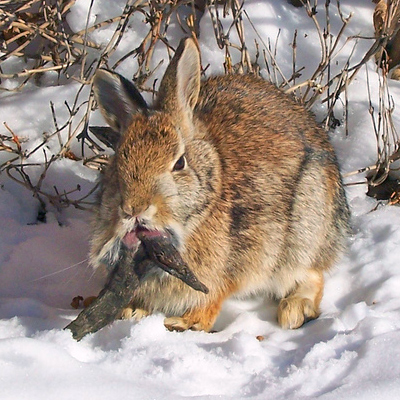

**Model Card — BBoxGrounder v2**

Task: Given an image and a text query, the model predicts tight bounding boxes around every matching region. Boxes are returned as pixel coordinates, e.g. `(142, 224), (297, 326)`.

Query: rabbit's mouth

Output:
(122, 225), (168, 250)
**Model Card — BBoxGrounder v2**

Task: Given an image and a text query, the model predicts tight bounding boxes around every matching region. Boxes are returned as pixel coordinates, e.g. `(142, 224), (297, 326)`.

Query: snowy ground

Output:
(1, 1), (400, 399)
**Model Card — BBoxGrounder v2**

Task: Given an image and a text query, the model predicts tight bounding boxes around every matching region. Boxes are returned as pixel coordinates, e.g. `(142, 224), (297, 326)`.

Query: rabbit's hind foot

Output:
(277, 269), (324, 329)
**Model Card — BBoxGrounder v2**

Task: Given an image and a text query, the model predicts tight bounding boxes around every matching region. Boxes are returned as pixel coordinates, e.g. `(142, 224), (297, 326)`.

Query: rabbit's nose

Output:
(121, 204), (142, 218)
(121, 203), (157, 221)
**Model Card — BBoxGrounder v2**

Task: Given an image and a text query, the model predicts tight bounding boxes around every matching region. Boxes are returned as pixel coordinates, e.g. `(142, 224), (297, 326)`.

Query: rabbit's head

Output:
(90, 39), (221, 269)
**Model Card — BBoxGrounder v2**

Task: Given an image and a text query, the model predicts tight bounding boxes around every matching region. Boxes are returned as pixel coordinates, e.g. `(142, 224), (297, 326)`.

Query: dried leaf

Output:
(71, 296), (84, 309)
(63, 150), (81, 161)
(83, 296), (97, 308)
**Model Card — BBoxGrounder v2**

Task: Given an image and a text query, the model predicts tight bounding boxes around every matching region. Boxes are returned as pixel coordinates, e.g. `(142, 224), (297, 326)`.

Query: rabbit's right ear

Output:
(157, 38), (201, 115)
(93, 69), (148, 133)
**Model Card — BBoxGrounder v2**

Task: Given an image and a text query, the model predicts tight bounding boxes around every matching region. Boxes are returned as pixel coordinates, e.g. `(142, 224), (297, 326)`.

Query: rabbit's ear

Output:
(93, 69), (148, 133)
(157, 38), (201, 113)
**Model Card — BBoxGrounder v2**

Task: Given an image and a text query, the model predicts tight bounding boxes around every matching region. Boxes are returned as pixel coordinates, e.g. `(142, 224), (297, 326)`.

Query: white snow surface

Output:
(1, 1), (400, 399)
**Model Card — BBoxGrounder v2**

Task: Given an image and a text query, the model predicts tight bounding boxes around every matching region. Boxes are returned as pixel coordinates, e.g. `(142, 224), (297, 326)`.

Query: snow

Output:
(1, 1), (400, 399)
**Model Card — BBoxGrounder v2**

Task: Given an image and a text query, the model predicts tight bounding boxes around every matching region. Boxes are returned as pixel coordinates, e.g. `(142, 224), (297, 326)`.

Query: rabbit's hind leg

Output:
(164, 298), (224, 332)
(277, 268), (324, 329)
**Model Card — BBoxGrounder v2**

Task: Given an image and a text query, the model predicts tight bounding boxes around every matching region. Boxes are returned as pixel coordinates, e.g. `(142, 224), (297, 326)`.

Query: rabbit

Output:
(89, 37), (350, 332)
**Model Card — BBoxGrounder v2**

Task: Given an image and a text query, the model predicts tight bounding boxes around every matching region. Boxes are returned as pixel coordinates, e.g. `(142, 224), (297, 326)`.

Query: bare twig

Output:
(1, 0), (399, 215)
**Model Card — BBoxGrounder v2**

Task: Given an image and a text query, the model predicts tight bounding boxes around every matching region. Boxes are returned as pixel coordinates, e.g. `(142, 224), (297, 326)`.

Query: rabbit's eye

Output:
(173, 155), (186, 171)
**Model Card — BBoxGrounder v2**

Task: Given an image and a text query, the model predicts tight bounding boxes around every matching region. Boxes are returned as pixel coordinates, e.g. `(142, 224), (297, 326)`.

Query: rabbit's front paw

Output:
(277, 297), (320, 329)
(164, 316), (192, 331)
(164, 301), (222, 332)
(164, 316), (212, 332)
(119, 307), (150, 321)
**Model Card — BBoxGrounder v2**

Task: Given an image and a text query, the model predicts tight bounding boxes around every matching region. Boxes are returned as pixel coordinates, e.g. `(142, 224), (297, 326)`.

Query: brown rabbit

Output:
(89, 38), (350, 332)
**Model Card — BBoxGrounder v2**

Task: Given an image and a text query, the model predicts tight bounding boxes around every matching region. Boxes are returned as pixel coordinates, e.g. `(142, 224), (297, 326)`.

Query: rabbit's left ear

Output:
(157, 38), (201, 114)
(93, 69), (148, 133)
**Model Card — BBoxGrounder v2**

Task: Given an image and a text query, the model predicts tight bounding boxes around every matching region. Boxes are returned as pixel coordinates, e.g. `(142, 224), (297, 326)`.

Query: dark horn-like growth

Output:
(65, 235), (208, 341)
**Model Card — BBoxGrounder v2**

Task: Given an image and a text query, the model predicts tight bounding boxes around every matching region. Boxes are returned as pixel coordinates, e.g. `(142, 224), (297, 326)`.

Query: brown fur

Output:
(90, 38), (350, 332)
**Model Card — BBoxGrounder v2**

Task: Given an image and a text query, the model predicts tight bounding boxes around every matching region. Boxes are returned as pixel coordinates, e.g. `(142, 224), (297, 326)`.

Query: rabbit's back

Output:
(197, 74), (332, 155)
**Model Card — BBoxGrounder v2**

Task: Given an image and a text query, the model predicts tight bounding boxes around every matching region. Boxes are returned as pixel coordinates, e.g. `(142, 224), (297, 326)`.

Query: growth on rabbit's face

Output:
(89, 38), (350, 333)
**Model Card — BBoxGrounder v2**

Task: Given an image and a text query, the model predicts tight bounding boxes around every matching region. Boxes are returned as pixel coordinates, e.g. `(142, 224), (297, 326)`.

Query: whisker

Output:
(88, 266), (102, 282)
(31, 258), (89, 282)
